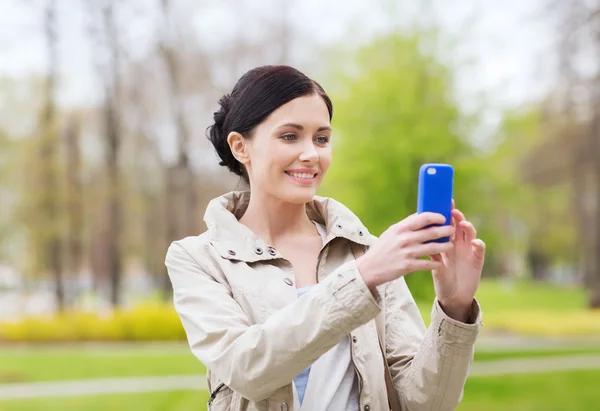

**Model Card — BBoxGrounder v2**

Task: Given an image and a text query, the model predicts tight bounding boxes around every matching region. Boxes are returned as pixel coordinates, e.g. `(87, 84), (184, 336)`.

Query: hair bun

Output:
(207, 93), (245, 177)
(213, 93), (231, 131)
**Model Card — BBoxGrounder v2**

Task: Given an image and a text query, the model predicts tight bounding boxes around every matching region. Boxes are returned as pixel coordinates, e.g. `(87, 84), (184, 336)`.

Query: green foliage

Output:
(320, 33), (577, 294)
(0, 303), (186, 343)
(2, 279), (595, 343)
(487, 109), (578, 267)
(0, 129), (24, 262)
(320, 34), (486, 300)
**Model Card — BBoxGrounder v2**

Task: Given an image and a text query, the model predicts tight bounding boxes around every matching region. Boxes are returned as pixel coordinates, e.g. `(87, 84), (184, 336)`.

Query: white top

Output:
(291, 221), (359, 411)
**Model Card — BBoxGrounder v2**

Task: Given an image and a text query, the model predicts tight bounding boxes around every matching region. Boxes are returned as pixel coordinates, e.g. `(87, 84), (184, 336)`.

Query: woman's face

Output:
(235, 93), (332, 204)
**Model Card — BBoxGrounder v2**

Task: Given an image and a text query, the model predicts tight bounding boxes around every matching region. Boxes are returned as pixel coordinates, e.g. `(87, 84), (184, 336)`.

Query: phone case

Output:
(417, 163), (454, 243)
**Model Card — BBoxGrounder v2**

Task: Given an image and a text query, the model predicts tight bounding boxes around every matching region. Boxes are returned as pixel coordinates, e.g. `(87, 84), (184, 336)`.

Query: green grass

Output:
(417, 278), (588, 315)
(0, 370), (598, 411)
(458, 370), (599, 411)
(2, 342), (600, 384)
(0, 345), (205, 383)
(0, 391), (210, 411)
(417, 278), (600, 336)
(473, 278), (587, 314)
(474, 348), (600, 362)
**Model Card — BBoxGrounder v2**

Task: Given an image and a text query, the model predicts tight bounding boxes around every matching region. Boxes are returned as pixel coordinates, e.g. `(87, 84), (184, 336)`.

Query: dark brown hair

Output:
(206, 65), (333, 183)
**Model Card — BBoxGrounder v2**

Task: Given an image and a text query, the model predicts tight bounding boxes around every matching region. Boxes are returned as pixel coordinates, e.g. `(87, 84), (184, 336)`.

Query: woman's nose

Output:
(299, 141), (319, 162)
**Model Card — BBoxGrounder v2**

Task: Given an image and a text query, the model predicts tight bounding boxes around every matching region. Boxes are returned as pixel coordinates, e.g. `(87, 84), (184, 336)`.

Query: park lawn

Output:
(473, 347), (600, 362)
(417, 277), (587, 316)
(417, 278), (600, 336)
(0, 370), (598, 411)
(0, 345), (205, 383)
(2, 343), (600, 383)
(472, 278), (587, 313)
(0, 390), (210, 411)
(458, 369), (599, 411)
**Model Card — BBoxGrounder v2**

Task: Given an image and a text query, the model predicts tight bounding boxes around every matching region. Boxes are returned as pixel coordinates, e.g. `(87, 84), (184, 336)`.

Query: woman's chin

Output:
(280, 184), (318, 204)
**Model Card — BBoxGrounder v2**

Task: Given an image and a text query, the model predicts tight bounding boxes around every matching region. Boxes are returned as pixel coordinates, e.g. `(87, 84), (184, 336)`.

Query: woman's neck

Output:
(238, 190), (317, 247)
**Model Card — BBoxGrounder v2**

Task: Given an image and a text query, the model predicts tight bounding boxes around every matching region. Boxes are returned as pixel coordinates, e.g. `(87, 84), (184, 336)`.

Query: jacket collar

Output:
(204, 190), (374, 263)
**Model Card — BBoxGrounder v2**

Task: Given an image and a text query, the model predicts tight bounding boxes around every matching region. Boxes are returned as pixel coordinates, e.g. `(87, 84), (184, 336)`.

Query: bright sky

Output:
(0, 0), (558, 144)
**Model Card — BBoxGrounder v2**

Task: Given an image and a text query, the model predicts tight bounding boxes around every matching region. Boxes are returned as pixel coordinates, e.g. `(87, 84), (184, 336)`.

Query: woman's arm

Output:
(383, 276), (481, 411)
(165, 240), (380, 402)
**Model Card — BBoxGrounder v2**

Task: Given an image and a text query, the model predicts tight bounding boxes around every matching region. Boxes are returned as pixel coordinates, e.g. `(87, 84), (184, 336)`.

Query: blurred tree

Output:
(0, 127), (21, 263)
(158, 0), (200, 297)
(106, 1), (124, 308)
(93, 0), (124, 308)
(321, 34), (491, 301)
(63, 115), (85, 281)
(36, 0), (65, 310)
(496, 108), (577, 280)
(526, 0), (600, 307)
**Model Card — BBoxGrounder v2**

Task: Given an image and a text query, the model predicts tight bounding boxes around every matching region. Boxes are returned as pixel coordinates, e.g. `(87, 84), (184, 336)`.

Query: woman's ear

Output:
(227, 131), (250, 165)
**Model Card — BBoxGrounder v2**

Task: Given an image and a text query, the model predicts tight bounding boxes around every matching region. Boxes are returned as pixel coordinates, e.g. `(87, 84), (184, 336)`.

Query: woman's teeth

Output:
(287, 172), (315, 179)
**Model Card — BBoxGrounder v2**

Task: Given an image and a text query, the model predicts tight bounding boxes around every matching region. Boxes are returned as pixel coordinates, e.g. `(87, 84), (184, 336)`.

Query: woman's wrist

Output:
(438, 299), (474, 323)
(356, 257), (380, 293)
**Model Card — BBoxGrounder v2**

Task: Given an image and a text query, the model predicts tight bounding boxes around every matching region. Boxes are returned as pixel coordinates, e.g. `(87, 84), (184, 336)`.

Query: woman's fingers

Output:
(452, 208), (466, 224)
(409, 241), (454, 258)
(399, 212), (447, 231)
(460, 220), (477, 242)
(471, 238), (486, 260)
(409, 258), (444, 272)
(411, 224), (455, 244)
(430, 253), (443, 263)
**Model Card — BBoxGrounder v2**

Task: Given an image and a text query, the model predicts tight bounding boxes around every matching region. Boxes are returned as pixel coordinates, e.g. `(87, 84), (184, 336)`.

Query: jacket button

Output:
(364, 406), (370, 411)
(228, 250), (236, 256)
(358, 230), (364, 236)
(281, 403), (289, 411)
(284, 278), (293, 286)
(255, 247), (263, 255)
(336, 224), (343, 230)
(352, 336), (357, 343)
(268, 247), (277, 256)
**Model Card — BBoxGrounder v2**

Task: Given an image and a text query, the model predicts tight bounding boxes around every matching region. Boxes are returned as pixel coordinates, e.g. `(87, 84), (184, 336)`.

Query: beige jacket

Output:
(165, 191), (482, 411)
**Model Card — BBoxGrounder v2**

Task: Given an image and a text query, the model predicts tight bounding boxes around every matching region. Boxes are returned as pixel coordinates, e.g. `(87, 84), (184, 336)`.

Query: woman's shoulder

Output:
(312, 195), (379, 244)
(166, 231), (215, 267)
(172, 230), (210, 248)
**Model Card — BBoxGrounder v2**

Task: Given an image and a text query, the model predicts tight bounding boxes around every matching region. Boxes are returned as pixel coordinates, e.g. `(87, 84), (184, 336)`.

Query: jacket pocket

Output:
(208, 382), (233, 411)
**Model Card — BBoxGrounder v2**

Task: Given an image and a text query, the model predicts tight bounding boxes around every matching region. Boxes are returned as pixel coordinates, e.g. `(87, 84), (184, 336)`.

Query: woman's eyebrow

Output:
(278, 122), (332, 132)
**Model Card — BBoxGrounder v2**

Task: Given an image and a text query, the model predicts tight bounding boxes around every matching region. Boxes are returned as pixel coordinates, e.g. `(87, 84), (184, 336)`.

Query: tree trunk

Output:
(162, 166), (179, 298)
(589, 112), (600, 308)
(102, 1), (123, 308)
(160, 0), (197, 237)
(64, 117), (84, 278)
(41, 0), (65, 311)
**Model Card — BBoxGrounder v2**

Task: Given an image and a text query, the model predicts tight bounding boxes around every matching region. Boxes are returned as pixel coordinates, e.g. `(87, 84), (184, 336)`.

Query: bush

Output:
(482, 309), (600, 337)
(3, 283), (599, 342)
(0, 303), (187, 343)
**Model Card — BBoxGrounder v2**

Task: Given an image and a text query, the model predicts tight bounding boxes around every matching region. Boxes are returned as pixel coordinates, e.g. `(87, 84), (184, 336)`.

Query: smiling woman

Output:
(166, 65), (486, 411)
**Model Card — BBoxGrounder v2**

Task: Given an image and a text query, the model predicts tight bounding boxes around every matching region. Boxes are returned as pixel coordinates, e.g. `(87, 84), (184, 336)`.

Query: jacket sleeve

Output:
(165, 241), (381, 402)
(383, 277), (482, 411)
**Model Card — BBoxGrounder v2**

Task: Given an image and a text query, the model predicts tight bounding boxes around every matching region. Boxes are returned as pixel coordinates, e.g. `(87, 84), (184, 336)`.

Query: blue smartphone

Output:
(417, 163), (454, 243)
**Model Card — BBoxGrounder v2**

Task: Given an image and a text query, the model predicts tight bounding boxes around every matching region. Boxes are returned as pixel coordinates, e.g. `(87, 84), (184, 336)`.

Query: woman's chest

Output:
(277, 237), (323, 288)
(217, 240), (349, 324)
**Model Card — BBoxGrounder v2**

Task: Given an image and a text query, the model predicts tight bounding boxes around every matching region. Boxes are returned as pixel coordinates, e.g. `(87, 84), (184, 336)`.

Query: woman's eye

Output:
(316, 136), (330, 144)
(281, 134), (296, 141)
